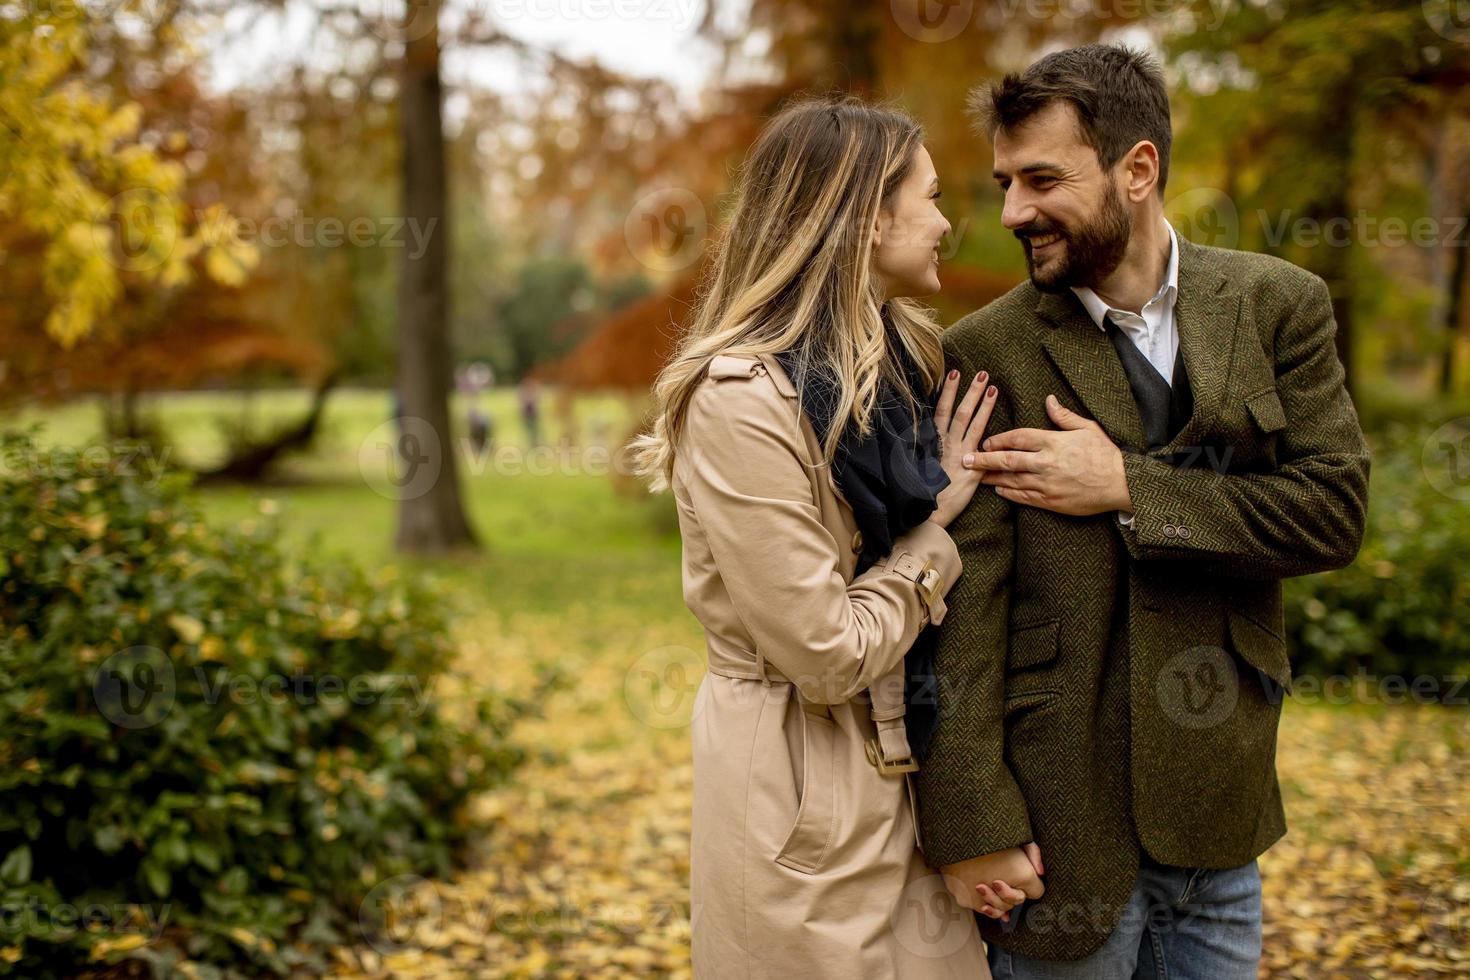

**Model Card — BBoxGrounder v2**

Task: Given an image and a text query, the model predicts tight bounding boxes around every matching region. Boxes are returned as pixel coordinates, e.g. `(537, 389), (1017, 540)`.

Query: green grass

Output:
(11, 386), (685, 608)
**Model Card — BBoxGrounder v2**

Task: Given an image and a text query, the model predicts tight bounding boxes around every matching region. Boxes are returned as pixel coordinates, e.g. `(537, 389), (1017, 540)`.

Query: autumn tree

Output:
(0, 2), (256, 351)
(1168, 0), (1470, 396)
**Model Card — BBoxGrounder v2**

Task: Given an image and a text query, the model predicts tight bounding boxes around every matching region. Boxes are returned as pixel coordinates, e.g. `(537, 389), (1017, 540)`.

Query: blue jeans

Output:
(988, 854), (1261, 980)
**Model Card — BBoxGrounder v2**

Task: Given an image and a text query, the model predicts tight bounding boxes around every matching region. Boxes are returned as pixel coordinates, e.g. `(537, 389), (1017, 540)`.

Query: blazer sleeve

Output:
(912, 336), (1034, 868)
(1119, 273), (1371, 580)
(675, 371), (962, 705)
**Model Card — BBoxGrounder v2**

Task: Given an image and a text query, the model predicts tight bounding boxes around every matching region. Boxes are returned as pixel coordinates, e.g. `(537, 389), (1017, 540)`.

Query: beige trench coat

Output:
(671, 352), (990, 979)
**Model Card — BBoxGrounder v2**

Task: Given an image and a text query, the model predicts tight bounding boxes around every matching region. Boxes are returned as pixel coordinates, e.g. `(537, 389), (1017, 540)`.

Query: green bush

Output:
(1284, 419), (1470, 692)
(0, 429), (536, 977)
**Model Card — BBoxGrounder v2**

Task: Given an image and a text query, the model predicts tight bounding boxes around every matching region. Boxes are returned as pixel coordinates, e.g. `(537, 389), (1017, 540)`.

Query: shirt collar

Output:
(1070, 218), (1179, 331)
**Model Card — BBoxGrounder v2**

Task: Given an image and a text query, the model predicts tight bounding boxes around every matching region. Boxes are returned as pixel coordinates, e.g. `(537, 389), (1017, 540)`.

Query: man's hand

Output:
(963, 395), (1132, 516)
(940, 844), (1045, 921)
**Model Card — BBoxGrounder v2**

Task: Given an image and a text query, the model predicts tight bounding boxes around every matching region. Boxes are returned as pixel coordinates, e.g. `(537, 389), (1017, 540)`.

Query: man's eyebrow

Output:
(991, 162), (1065, 179)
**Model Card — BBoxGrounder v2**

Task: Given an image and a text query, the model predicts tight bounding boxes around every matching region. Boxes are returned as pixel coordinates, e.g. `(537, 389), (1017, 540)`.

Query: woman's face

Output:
(872, 146), (951, 299)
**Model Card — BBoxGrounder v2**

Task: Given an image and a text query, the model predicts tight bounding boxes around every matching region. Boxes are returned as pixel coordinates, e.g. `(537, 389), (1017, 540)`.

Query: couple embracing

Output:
(632, 43), (1370, 979)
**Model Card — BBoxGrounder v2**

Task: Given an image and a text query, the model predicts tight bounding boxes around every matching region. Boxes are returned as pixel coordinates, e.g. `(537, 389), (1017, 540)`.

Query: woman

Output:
(631, 96), (1021, 977)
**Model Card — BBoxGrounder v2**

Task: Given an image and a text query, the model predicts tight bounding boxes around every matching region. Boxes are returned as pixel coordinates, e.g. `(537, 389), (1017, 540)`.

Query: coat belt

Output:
(703, 657), (918, 776)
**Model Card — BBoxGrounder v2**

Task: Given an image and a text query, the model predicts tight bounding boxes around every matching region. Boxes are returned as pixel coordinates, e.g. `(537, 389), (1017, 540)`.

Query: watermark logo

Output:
(892, 873), (977, 959)
(624, 188), (706, 272)
(94, 645), (176, 729)
(1422, 417), (1470, 501)
(359, 416), (444, 501)
(358, 874), (443, 955)
(96, 188), (179, 275)
(1424, 0), (1470, 43)
(623, 645), (704, 729)
(1156, 646), (1238, 729)
(1166, 187), (1240, 250)
(361, 0), (440, 43)
(891, 0), (974, 43)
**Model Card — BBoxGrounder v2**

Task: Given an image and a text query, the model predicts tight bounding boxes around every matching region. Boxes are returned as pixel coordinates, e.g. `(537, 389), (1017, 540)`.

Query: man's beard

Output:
(1018, 184), (1132, 294)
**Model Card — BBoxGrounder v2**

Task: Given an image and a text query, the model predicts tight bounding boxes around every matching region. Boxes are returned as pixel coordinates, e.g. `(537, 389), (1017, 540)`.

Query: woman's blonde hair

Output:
(630, 94), (945, 491)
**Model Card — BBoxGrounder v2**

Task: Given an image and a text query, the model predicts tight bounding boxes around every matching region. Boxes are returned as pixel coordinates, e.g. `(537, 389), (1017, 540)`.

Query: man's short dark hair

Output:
(970, 43), (1172, 197)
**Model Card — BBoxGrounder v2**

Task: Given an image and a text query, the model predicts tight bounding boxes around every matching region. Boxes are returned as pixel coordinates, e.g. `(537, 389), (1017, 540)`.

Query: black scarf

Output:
(772, 334), (949, 759)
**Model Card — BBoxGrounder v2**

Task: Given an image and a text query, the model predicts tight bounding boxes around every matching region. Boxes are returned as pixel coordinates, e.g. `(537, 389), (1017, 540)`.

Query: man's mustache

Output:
(1015, 223), (1067, 243)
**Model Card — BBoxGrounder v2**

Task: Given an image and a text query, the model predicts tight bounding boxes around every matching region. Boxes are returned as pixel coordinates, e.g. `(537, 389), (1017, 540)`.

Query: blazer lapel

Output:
(1161, 237), (1241, 456)
(1035, 290), (1149, 453)
(1033, 235), (1243, 457)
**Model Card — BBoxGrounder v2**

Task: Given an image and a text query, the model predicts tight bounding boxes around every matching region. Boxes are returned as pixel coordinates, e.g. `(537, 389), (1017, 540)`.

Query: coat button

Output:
(1163, 523), (1178, 538)
(851, 530), (863, 554)
(1177, 525), (1193, 540)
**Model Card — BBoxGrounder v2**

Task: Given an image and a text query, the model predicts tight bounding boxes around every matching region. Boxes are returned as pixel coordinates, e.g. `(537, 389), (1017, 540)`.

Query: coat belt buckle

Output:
(865, 738), (918, 775)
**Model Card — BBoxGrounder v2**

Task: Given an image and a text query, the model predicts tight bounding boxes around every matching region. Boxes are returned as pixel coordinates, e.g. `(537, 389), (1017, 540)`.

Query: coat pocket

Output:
(1227, 607), (1292, 698)
(1007, 618), (1061, 673)
(774, 704), (838, 875)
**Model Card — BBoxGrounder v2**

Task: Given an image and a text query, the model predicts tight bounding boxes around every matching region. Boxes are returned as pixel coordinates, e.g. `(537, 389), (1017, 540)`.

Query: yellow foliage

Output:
(0, 9), (259, 347)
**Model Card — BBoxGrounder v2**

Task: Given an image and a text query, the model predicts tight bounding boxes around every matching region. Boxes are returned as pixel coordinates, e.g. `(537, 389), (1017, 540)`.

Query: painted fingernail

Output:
(949, 369), (959, 380)
(987, 385), (997, 397)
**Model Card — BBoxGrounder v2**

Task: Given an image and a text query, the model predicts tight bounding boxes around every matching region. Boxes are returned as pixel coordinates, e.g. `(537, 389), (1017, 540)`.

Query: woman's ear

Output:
(871, 211), (885, 250)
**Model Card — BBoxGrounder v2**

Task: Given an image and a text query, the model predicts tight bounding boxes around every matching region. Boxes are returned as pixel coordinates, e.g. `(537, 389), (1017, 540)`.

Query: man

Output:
(912, 44), (1371, 976)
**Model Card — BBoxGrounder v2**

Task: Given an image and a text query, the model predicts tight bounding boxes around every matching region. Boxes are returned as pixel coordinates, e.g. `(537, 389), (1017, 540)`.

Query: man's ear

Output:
(1123, 140), (1161, 203)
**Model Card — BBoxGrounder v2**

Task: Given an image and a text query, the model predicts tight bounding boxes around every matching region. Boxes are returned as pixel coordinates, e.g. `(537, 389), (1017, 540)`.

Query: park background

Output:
(2, 0), (1468, 976)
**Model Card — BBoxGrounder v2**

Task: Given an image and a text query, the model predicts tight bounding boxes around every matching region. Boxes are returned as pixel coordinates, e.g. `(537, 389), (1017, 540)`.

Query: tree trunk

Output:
(1445, 212), (1468, 395)
(1427, 110), (1461, 396)
(829, 1), (880, 95)
(394, 0), (477, 554)
(198, 374), (339, 484)
(105, 388), (143, 440)
(1305, 81), (1357, 398)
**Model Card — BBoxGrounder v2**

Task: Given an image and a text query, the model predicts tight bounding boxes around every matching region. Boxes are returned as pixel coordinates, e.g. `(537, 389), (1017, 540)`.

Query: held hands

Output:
(964, 395), (1132, 517)
(928, 369), (1000, 529)
(940, 844), (1046, 922)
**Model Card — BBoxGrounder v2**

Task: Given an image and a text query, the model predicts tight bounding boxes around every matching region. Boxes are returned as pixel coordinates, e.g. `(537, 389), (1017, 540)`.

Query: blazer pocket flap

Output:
(1227, 608), (1291, 691)
(1008, 619), (1060, 672)
(1245, 387), (1287, 434)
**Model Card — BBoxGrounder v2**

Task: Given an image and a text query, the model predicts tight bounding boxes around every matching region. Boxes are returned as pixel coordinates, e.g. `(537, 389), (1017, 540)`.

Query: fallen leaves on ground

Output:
(328, 607), (1467, 977)
(1259, 705), (1468, 978)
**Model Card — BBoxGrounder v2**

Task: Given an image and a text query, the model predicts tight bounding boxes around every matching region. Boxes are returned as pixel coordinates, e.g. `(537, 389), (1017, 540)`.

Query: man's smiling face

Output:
(991, 100), (1133, 293)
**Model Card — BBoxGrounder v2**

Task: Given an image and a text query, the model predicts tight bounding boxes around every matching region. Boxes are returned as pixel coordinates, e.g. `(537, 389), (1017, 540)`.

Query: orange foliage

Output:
(542, 263), (1019, 393)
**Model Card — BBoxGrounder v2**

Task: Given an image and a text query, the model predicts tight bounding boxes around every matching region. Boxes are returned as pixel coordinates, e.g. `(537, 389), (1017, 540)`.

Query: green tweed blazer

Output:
(914, 236), (1371, 961)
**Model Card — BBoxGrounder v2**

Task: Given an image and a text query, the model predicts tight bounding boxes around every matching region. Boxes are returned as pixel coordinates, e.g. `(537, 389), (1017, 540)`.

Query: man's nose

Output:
(1001, 188), (1036, 231)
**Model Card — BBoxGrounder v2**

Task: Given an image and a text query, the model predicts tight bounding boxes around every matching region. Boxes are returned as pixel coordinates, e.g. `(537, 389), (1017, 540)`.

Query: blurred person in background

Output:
(519, 377), (541, 447)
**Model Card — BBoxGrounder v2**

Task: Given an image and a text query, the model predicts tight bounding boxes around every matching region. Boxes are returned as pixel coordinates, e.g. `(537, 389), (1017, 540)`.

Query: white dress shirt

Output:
(1068, 219), (1181, 527)
(1070, 219), (1181, 381)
